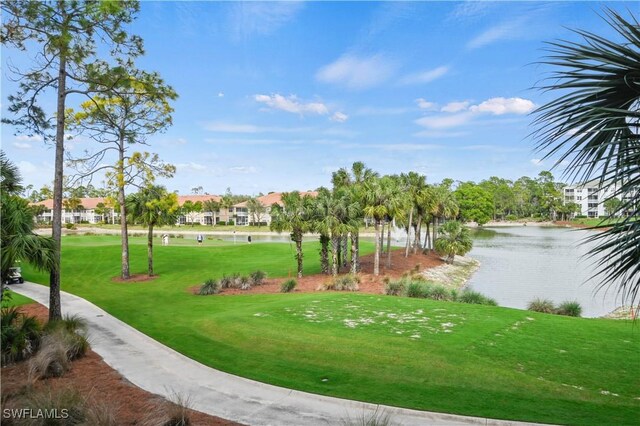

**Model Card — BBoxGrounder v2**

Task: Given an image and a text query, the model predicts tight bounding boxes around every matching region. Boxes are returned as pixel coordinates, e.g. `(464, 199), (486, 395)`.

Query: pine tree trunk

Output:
(147, 224), (154, 276)
(320, 234), (330, 274)
(118, 143), (130, 280)
(331, 236), (339, 276)
(373, 220), (381, 276)
(350, 232), (358, 274)
(405, 208), (413, 257)
(49, 51), (67, 321)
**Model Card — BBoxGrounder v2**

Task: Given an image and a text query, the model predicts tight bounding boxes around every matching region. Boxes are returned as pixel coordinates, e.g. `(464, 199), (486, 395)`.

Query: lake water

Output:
(466, 226), (624, 318)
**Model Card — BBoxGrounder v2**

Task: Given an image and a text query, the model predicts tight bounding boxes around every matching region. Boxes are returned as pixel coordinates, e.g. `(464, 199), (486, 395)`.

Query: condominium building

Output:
(563, 180), (633, 218)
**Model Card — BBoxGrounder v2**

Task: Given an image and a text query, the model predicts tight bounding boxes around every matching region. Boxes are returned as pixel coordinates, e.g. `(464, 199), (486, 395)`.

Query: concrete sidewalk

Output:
(12, 282), (544, 426)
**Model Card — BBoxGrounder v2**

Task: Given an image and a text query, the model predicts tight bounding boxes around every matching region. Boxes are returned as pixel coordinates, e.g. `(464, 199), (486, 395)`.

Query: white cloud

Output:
(176, 138), (187, 145)
(229, 166), (258, 174)
(441, 101), (470, 113)
(229, 1), (303, 39)
(530, 159), (544, 166)
(204, 122), (261, 133)
(316, 54), (396, 90)
(254, 94), (329, 116)
(469, 97), (535, 115)
(217, 92), (224, 98)
(415, 113), (474, 129)
(176, 162), (207, 171)
(18, 160), (38, 175)
(415, 98), (437, 110)
(467, 18), (526, 49)
(15, 135), (43, 143)
(330, 112), (349, 123)
(13, 142), (32, 150)
(399, 66), (449, 85)
(355, 106), (412, 115)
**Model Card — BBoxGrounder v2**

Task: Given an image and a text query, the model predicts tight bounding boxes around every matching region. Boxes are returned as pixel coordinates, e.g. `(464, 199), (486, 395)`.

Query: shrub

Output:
(384, 281), (405, 296)
(216, 221), (226, 226)
(142, 392), (192, 426)
(238, 275), (251, 290)
(1, 306), (42, 365)
(280, 279), (297, 293)
(458, 290), (497, 305)
(250, 270), (267, 286)
(527, 298), (556, 314)
(556, 301), (582, 317)
(219, 274), (234, 289)
(45, 315), (90, 360)
(404, 281), (427, 298)
(505, 214), (518, 221)
(318, 275), (360, 291)
(28, 334), (71, 380)
(21, 386), (87, 425)
(430, 285), (452, 301)
(341, 407), (395, 426)
(199, 279), (220, 295)
(64, 223), (76, 230)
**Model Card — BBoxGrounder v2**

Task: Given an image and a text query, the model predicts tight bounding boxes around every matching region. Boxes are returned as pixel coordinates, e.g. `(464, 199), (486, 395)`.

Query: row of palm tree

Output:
(270, 162), (463, 278)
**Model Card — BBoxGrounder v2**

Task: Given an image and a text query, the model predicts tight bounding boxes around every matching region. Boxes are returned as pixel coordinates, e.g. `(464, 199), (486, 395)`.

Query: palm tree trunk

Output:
(386, 221), (392, 268)
(49, 51), (67, 321)
(331, 235), (339, 276)
(295, 238), (303, 278)
(147, 224), (154, 276)
(341, 234), (348, 268)
(320, 234), (330, 274)
(413, 215), (422, 254)
(380, 220), (385, 254)
(350, 232), (358, 274)
(425, 221), (431, 250)
(405, 208), (413, 257)
(432, 216), (438, 252)
(373, 220), (381, 276)
(118, 142), (130, 280)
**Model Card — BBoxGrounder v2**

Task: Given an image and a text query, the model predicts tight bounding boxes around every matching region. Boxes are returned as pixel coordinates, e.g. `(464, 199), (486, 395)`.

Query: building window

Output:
(588, 203), (598, 208)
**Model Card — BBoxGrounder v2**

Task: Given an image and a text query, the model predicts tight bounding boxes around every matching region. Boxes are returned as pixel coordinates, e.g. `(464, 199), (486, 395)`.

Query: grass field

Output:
(19, 235), (640, 425)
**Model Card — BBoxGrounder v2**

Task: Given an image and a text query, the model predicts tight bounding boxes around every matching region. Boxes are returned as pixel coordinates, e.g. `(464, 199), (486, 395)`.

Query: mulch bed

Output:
(1, 304), (241, 426)
(191, 249), (444, 295)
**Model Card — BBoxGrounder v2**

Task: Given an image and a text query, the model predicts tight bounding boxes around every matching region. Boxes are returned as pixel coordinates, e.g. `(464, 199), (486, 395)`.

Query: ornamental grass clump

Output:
(384, 280), (405, 296)
(280, 279), (297, 293)
(556, 301), (583, 317)
(199, 279), (220, 295)
(320, 274), (360, 291)
(250, 270), (267, 286)
(527, 298), (556, 314)
(404, 281), (428, 298)
(457, 290), (497, 306)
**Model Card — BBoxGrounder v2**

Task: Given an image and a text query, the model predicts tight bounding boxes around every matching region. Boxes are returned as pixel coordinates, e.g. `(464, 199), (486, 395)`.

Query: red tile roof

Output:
(31, 194), (223, 209)
(234, 191), (318, 208)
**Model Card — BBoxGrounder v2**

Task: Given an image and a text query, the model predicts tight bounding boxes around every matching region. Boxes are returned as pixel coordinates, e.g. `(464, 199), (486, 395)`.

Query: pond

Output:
(466, 225), (624, 318)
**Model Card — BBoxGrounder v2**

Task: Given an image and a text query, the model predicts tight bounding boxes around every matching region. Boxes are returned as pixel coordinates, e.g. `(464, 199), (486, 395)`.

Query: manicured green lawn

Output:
(21, 235), (640, 425)
(2, 290), (34, 307)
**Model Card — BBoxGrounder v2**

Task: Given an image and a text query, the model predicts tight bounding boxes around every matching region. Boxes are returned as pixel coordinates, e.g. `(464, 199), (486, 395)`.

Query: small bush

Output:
(458, 290), (497, 305)
(238, 275), (251, 290)
(199, 279), (220, 295)
(219, 275), (234, 289)
(527, 298), (556, 314)
(384, 281), (405, 296)
(142, 392), (192, 426)
(318, 275), (360, 291)
(28, 334), (71, 380)
(22, 386), (87, 425)
(505, 214), (518, 221)
(430, 285), (452, 301)
(405, 281), (427, 298)
(64, 223), (76, 230)
(45, 315), (90, 360)
(280, 279), (297, 293)
(1, 307), (42, 365)
(250, 270), (267, 286)
(556, 301), (582, 317)
(341, 406), (396, 426)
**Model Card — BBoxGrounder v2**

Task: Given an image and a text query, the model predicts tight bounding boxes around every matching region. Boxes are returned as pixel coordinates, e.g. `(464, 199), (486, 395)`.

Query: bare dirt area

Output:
(1, 303), (241, 426)
(217, 249), (444, 295)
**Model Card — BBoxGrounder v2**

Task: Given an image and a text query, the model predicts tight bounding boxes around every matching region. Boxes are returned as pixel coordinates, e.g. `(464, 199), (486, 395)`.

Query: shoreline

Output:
(420, 255), (481, 290)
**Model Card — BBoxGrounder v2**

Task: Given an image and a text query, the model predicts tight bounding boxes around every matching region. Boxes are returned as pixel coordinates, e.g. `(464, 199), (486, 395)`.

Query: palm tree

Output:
(202, 199), (220, 226)
(430, 183), (459, 253)
(0, 153), (55, 290)
(400, 172), (427, 257)
(314, 187), (356, 276)
(434, 221), (473, 264)
(270, 192), (314, 278)
(533, 9), (640, 306)
(362, 176), (396, 276)
(126, 185), (179, 276)
(246, 197), (266, 227)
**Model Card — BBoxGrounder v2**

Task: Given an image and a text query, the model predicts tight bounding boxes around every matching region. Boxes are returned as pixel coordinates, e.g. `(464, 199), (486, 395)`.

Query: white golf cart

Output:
(3, 267), (24, 285)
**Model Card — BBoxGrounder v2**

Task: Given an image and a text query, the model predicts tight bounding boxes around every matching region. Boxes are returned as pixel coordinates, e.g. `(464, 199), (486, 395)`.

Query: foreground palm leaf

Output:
(533, 9), (640, 306)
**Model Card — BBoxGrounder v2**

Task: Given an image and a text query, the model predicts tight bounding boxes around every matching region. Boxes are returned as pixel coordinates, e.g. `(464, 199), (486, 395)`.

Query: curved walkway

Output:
(13, 282), (545, 426)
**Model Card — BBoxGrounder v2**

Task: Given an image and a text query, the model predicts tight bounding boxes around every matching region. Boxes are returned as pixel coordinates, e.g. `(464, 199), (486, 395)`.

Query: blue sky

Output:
(1, 1), (631, 196)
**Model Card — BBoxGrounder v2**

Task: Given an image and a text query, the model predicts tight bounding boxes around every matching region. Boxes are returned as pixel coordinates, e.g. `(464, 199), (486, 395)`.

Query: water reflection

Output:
(467, 226), (624, 317)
